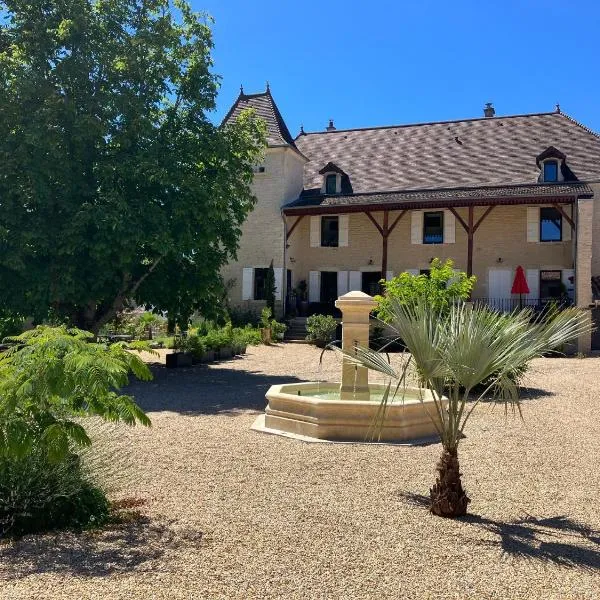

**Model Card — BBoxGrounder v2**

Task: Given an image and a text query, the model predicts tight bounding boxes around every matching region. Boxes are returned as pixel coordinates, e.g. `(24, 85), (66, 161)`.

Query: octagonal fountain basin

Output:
(252, 382), (447, 444)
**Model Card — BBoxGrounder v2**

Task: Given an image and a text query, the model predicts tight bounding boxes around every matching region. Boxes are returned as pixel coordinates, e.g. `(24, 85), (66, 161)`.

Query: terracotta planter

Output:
(261, 328), (272, 344)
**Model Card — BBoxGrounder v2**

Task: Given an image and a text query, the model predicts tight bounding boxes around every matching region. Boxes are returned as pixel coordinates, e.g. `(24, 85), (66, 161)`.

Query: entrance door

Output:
(488, 269), (512, 311)
(362, 271), (382, 296)
(320, 271), (338, 305)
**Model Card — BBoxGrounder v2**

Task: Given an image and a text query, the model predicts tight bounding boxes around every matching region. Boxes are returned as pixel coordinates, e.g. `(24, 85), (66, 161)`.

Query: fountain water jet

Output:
(251, 291), (446, 443)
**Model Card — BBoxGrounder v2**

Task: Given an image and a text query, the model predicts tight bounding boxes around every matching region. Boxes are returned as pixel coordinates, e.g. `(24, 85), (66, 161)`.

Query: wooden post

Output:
(381, 210), (389, 277)
(467, 206), (474, 277)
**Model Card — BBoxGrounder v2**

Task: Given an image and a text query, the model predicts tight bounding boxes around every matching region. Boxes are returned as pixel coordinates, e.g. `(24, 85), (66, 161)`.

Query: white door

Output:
(488, 269), (513, 311)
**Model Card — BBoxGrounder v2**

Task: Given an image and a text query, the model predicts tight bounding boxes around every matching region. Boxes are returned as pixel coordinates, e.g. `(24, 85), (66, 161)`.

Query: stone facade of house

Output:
(222, 88), (600, 351)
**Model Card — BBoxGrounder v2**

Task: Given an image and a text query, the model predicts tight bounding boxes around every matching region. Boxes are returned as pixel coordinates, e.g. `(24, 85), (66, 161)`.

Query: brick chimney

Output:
(483, 103), (495, 118)
(326, 119), (336, 131)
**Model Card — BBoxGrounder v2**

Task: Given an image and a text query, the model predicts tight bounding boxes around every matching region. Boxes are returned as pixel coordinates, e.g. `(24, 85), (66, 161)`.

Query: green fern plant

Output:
(0, 326), (152, 463)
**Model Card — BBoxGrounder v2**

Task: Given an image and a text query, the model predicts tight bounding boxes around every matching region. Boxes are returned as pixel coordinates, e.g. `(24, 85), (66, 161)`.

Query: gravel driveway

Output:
(1, 345), (599, 599)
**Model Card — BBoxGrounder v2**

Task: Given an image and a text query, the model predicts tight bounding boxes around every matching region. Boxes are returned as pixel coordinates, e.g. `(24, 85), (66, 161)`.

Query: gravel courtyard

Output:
(1, 344), (599, 599)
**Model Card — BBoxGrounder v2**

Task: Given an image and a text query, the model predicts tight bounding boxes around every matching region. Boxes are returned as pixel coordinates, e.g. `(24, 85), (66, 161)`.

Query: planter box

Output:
(200, 350), (215, 363)
(217, 346), (233, 360)
(261, 328), (272, 344)
(166, 352), (193, 368)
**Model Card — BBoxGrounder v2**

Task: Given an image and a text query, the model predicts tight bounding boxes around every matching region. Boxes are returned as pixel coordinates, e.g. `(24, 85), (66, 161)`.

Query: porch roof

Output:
(282, 182), (592, 215)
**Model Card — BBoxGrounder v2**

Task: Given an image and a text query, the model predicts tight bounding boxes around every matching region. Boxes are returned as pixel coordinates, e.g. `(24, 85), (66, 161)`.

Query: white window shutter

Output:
(527, 207), (539, 242)
(242, 268), (254, 300)
(411, 211), (423, 244)
(310, 216), (321, 247)
(337, 271), (349, 296)
(406, 269), (420, 275)
(349, 270), (362, 291)
(443, 210), (455, 244)
(338, 215), (349, 247)
(274, 268), (283, 300)
(526, 269), (539, 300)
(308, 271), (320, 302)
(385, 270), (394, 281)
(562, 207), (572, 241)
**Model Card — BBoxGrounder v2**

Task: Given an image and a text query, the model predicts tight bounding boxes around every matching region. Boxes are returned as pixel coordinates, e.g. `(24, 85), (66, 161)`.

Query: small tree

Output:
(265, 261), (276, 315)
(339, 300), (589, 518)
(376, 259), (475, 322)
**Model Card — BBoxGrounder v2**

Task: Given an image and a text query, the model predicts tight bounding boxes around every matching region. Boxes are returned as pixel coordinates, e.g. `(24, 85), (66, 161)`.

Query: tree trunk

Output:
(430, 447), (470, 518)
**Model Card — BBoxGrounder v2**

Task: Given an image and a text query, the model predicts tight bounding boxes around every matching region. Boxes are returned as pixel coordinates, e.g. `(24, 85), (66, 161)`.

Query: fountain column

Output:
(335, 291), (377, 400)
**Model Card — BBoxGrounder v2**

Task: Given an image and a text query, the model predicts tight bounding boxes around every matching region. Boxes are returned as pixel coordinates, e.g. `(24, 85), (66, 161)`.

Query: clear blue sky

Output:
(201, 0), (600, 135)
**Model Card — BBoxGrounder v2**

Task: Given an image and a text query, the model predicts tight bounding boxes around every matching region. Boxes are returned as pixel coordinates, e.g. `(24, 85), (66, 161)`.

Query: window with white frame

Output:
(321, 216), (339, 247)
(325, 174), (337, 194)
(423, 211), (444, 244)
(542, 160), (559, 182)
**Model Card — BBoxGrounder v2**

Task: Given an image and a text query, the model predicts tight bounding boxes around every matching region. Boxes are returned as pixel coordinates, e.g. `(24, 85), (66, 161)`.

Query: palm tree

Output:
(340, 299), (589, 518)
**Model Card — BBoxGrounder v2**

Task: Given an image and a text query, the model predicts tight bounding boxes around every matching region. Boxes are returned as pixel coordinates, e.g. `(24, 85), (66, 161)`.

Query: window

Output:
(543, 160), (558, 182)
(423, 211), (444, 244)
(325, 174), (337, 194)
(540, 207), (562, 242)
(253, 268), (268, 300)
(252, 165), (266, 173)
(321, 216), (339, 247)
(540, 270), (562, 301)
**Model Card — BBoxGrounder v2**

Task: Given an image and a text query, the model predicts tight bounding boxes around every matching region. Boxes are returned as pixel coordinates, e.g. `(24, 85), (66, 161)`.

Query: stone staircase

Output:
(284, 317), (309, 343)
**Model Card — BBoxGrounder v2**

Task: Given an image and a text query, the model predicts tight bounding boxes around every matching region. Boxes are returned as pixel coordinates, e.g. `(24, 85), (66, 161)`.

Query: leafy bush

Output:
(259, 307), (286, 342)
(0, 327), (152, 535)
(306, 314), (338, 347)
(376, 259), (476, 322)
(228, 307), (260, 327)
(0, 448), (109, 537)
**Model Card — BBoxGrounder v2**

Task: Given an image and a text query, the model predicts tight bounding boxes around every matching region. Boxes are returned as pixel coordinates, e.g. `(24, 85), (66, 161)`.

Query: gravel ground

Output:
(1, 344), (599, 599)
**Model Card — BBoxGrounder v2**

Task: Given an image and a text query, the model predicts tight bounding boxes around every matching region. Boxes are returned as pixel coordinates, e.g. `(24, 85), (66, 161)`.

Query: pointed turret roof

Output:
(222, 87), (300, 152)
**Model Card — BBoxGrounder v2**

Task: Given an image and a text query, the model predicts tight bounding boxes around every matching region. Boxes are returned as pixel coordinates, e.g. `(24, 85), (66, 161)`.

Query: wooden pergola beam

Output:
(365, 211), (384, 236)
(286, 215), (304, 239)
(553, 203), (575, 230)
(364, 210), (408, 279)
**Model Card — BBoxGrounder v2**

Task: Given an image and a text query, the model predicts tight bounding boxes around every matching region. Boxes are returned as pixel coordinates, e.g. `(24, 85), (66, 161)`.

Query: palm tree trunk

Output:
(430, 447), (470, 517)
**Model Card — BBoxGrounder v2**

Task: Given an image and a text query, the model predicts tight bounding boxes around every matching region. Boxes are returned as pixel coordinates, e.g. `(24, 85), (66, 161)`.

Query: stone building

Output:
(222, 88), (600, 351)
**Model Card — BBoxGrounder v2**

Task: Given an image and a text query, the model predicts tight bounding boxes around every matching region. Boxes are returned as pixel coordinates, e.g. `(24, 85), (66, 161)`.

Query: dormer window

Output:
(319, 162), (349, 195)
(536, 147), (569, 183)
(543, 160), (558, 182)
(325, 174), (337, 194)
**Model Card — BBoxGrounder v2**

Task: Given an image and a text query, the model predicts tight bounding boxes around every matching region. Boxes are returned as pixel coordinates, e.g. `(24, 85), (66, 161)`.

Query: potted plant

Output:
(296, 280), (309, 316)
(166, 336), (194, 368)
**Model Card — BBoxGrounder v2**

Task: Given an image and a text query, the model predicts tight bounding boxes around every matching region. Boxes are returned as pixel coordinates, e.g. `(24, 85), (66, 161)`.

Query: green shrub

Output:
(376, 258), (476, 323)
(232, 325), (261, 346)
(0, 448), (110, 537)
(229, 307), (260, 327)
(0, 327), (151, 535)
(306, 314), (338, 347)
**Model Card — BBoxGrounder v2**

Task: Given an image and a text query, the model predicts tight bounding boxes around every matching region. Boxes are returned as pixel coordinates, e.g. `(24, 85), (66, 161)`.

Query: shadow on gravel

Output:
(127, 362), (304, 415)
(397, 492), (600, 570)
(0, 518), (203, 578)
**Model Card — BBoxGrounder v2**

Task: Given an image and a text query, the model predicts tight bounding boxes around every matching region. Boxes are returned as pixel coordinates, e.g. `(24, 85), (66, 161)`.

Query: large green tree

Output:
(0, 0), (265, 332)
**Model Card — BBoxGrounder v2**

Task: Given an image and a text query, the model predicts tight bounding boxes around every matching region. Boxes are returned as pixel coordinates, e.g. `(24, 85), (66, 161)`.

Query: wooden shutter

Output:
(337, 270), (349, 297)
(527, 207), (539, 242)
(385, 270), (394, 281)
(562, 206), (572, 242)
(310, 216), (321, 247)
(274, 268), (283, 300)
(349, 270), (362, 291)
(338, 215), (349, 247)
(443, 210), (455, 244)
(526, 269), (539, 300)
(411, 211), (423, 244)
(242, 268), (254, 300)
(308, 271), (320, 302)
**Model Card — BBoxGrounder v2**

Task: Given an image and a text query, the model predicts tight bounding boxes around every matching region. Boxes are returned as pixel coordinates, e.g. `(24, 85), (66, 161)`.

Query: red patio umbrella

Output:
(511, 265), (530, 309)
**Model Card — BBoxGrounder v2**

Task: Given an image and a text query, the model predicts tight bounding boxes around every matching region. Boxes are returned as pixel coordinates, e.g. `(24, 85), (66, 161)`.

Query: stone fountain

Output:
(252, 291), (445, 443)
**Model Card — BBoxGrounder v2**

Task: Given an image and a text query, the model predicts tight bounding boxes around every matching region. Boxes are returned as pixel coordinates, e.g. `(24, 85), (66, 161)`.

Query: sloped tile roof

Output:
(222, 89), (298, 150)
(293, 112), (600, 196)
(284, 182), (593, 213)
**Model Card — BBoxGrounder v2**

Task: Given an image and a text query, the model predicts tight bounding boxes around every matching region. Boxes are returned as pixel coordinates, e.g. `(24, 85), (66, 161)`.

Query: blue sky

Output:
(201, 0), (600, 134)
